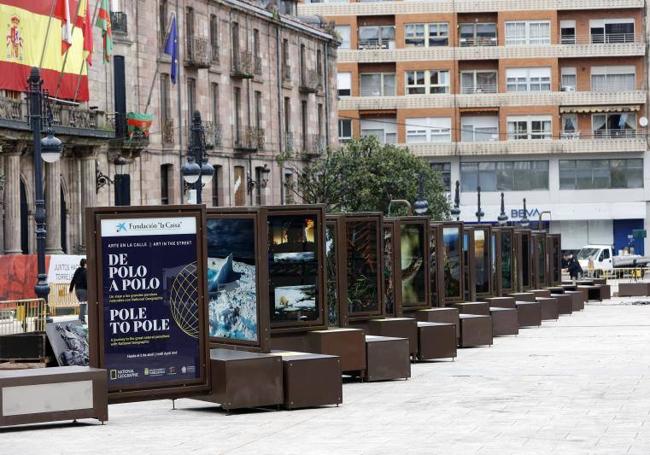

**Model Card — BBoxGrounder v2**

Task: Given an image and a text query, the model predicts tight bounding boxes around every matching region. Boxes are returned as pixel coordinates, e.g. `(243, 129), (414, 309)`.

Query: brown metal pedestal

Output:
(452, 302), (490, 316)
(537, 297), (559, 320)
(458, 314), (493, 347)
(198, 348), (283, 411)
(564, 290), (585, 311)
(531, 289), (551, 298)
(509, 292), (536, 302)
(364, 336), (411, 382)
(515, 301), (542, 327)
(416, 322), (457, 360)
(489, 307), (519, 336)
(273, 351), (342, 409)
(367, 318), (418, 357)
(618, 282), (650, 297)
(552, 293), (573, 315)
(415, 308), (460, 339)
(484, 297), (516, 309)
(307, 328), (366, 375)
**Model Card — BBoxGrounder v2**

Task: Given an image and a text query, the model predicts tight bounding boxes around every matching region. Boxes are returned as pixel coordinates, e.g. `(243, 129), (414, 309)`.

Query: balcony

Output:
(233, 126), (265, 152)
(359, 38), (395, 50)
(254, 56), (262, 76)
(204, 121), (222, 149)
(282, 64), (292, 83)
(162, 119), (175, 145)
(298, 0), (643, 16)
(299, 70), (322, 94)
(231, 51), (254, 79)
(401, 136), (647, 158)
(305, 134), (326, 156)
(0, 95), (113, 140)
(184, 37), (211, 69)
(337, 90), (646, 110)
(111, 12), (127, 34)
(285, 131), (294, 153)
(460, 84), (498, 94)
(211, 44), (220, 64)
(459, 37), (497, 47)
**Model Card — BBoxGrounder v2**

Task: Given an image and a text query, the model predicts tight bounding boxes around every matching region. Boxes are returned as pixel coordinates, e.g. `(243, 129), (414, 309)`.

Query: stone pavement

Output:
(4, 299), (650, 455)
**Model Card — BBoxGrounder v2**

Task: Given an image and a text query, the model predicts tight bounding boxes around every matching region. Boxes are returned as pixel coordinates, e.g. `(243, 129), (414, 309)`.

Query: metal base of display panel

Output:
(458, 314), (493, 347)
(508, 292), (536, 302)
(195, 348), (283, 411)
(272, 351), (342, 410)
(0, 333), (48, 363)
(531, 289), (552, 298)
(515, 301), (542, 328)
(416, 322), (457, 361)
(537, 297), (559, 320)
(489, 307), (519, 336)
(552, 294), (574, 315)
(618, 282), (650, 297)
(307, 328), (366, 375)
(452, 302), (490, 316)
(0, 366), (108, 428)
(363, 336), (411, 382)
(414, 308), (460, 340)
(366, 318), (418, 357)
(483, 297), (516, 309)
(564, 290), (585, 311)
(577, 285), (606, 302)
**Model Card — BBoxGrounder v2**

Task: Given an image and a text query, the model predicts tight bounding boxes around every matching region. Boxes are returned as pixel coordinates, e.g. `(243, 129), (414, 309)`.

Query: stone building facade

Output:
(0, 0), (338, 255)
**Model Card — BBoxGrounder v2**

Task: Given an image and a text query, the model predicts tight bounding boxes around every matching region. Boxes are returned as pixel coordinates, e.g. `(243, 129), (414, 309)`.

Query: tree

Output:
(282, 136), (450, 220)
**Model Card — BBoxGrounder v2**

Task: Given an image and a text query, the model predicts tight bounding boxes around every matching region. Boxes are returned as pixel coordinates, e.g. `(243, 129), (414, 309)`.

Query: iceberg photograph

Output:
(274, 285), (317, 321)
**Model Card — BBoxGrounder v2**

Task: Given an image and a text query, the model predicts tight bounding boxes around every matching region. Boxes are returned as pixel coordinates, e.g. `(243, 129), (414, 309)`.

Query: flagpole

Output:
(72, 0), (100, 102)
(144, 19), (174, 114)
(175, 0), (184, 204)
(38, 0), (59, 69)
(54, 0), (85, 99)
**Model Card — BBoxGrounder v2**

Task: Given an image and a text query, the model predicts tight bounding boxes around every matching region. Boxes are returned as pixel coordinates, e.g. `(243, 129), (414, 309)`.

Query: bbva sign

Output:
(510, 208), (542, 219)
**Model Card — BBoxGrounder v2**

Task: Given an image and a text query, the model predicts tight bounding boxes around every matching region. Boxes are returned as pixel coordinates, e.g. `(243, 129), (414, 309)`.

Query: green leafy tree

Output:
(283, 136), (450, 220)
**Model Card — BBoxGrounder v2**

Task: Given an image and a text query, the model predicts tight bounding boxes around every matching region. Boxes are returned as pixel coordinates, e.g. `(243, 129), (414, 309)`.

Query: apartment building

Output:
(299, 0), (650, 253)
(0, 0), (337, 255)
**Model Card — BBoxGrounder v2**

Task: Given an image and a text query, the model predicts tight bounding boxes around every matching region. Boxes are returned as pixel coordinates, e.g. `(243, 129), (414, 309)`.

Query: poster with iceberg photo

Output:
(206, 217), (259, 344)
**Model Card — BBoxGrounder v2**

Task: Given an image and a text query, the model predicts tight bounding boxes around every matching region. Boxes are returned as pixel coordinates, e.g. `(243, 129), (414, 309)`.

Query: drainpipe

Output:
(276, 23), (285, 204)
(323, 40), (331, 152)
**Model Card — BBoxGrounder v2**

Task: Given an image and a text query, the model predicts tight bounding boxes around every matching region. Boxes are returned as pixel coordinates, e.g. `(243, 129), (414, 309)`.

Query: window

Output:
(338, 119), (352, 141)
(160, 73), (170, 122)
(405, 117), (452, 143)
(461, 116), (498, 142)
(301, 100), (308, 150)
(358, 26), (395, 49)
(506, 67), (551, 92)
(159, 0), (168, 44)
(592, 112), (636, 138)
(160, 164), (172, 205)
(282, 38), (290, 80)
(185, 7), (194, 54)
(405, 70), (449, 94)
(284, 172), (295, 204)
(507, 116), (552, 140)
(459, 23), (497, 47)
(255, 166), (264, 206)
(505, 21), (550, 46)
(212, 166), (221, 207)
(360, 118), (397, 144)
(231, 21), (240, 58)
(255, 91), (262, 131)
(560, 159), (643, 189)
(210, 82), (219, 123)
(335, 25), (351, 49)
(460, 71), (497, 94)
(253, 29), (260, 71)
(316, 49), (322, 76)
(560, 20), (576, 44)
(591, 66), (635, 92)
(186, 77), (196, 129)
(284, 97), (290, 134)
(590, 19), (634, 43)
(210, 14), (219, 62)
(317, 103), (323, 138)
(360, 72), (395, 96)
(561, 67), (577, 90)
(300, 43), (306, 82)
(430, 162), (451, 191)
(561, 114), (578, 138)
(405, 23), (448, 47)
(337, 72), (351, 97)
(461, 161), (549, 192)
(234, 166), (246, 206)
(233, 87), (241, 141)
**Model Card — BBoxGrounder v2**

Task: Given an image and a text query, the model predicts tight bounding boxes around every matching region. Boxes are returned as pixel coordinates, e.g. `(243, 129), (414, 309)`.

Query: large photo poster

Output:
(99, 216), (202, 388)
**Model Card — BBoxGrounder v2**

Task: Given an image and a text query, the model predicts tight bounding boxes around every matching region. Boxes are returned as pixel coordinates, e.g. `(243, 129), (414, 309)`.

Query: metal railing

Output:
(460, 84), (497, 94)
(593, 129), (639, 139)
(185, 37), (211, 68)
(211, 43), (220, 63)
(111, 11), (128, 34)
(204, 121), (223, 148)
(0, 299), (47, 335)
(285, 131), (294, 152)
(306, 134), (326, 155)
(358, 39), (395, 50)
(561, 33), (639, 44)
(162, 119), (175, 144)
(300, 69), (322, 93)
(233, 126), (265, 151)
(232, 51), (254, 78)
(459, 36), (497, 47)
(282, 64), (292, 82)
(48, 283), (80, 316)
(254, 56), (262, 76)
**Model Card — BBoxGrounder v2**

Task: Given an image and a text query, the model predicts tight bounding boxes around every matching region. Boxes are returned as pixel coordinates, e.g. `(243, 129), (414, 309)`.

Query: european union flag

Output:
(163, 15), (178, 84)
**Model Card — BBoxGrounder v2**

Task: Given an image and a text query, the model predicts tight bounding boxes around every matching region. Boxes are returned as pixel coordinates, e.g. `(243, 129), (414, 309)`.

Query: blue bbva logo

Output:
(511, 208), (541, 219)
(116, 222), (127, 233)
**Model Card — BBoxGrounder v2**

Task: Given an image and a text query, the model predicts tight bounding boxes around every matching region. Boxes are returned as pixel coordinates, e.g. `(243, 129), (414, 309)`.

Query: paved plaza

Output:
(4, 299), (650, 455)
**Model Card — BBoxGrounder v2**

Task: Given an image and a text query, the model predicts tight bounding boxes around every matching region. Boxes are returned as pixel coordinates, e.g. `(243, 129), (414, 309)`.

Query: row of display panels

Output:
(85, 205), (561, 402)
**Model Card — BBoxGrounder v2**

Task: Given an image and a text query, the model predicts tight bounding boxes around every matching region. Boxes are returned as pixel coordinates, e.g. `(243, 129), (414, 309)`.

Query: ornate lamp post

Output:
(520, 198), (530, 228)
(450, 180), (461, 221)
(181, 111), (214, 204)
(497, 192), (509, 225)
(28, 67), (62, 322)
(475, 186), (484, 222)
(413, 173), (429, 215)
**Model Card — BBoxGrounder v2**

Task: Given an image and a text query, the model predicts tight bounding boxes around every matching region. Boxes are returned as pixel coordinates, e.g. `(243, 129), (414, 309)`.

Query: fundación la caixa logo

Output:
(101, 217), (197, 238)
(116, 222), (127, 233)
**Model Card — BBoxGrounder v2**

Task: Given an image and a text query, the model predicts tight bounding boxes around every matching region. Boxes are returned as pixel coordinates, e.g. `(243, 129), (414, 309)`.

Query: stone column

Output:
(45, 160), (62, 254)
(79, 154), (96, 251)
(3, 149), (22, 254)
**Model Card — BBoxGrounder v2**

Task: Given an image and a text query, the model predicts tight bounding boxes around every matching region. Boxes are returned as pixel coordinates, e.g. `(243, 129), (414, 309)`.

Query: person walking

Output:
(69, 259), (88, 323)
(568, 255), (582, 281)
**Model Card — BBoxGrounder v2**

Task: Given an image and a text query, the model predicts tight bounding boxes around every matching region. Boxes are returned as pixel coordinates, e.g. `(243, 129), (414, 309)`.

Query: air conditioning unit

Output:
(561, 85), (576, 92)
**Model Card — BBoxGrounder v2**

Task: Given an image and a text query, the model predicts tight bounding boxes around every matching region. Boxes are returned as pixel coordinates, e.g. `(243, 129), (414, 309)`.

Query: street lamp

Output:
(414, 173), (429, 215)
(475, 186), (484, 222)
(497, 192), (509, 225)
(450, 180), (461, 221)
(181, 111), (214, 204)
(520, 198), (530, 228)
(28, 67), (63, 322)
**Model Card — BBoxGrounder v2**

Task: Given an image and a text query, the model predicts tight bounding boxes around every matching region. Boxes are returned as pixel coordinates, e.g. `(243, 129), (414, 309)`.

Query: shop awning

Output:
(560, 105), (641, 114)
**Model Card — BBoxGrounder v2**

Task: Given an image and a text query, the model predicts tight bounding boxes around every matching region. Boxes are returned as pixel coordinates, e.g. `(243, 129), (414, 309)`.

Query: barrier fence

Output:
(581, 268), (650, 281)
(48, 283), (80, 315)
(0, 298), (47, 336)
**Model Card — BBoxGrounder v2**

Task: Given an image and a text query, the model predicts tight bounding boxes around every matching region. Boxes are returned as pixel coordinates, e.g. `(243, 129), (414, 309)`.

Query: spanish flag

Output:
(0, 0), (90, 101)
